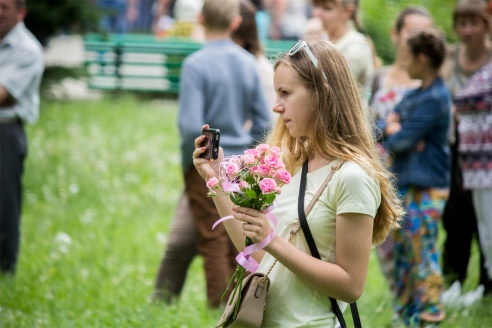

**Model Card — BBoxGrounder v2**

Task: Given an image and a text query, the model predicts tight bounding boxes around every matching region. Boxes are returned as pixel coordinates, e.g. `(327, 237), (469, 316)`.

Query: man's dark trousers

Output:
(0, 120), (27, 274)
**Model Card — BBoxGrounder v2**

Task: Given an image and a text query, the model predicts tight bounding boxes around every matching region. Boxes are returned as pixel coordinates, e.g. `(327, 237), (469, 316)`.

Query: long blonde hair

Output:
(266, 39), (403, 245)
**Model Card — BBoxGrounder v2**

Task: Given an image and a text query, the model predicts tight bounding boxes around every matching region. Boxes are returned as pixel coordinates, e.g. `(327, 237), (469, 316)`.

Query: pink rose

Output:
(275, 187), (282, 195)
(239, 181), (250, 190)
(226, 163), (240, 177)
(258, 164), (271, 177)
(263, 155), (279, 168)
(256, 144), (270, 154)
(206, 177), (219, 189)
(259, 178), (277, 194)
(242, 154), (256, 166)
(244, 149), (259, 158)
(250, 166), (259, 175)
(275, 162), (286, 170)
(270, 146), (281, 156)
(229, 157), (241, 165)
(275, 169), (291, 184)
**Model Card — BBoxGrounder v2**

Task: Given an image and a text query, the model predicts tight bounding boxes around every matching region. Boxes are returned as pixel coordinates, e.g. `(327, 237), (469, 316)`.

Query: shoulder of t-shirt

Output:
(334, 160), (378, 190)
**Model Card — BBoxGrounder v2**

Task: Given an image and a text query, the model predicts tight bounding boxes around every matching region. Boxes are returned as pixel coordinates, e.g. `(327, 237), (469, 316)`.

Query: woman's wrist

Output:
(264, 234), (282, 255)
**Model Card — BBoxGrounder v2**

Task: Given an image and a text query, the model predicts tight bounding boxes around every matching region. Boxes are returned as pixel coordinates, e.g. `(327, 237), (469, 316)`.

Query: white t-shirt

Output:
(257, 160), (381, 327)
(336, 28), (374, 104)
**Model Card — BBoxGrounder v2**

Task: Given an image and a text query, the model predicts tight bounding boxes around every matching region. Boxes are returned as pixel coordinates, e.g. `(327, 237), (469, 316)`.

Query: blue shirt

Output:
(378, 77), (452, 189)
(178, 39), (271, 169)
(0, 22), (44, 124)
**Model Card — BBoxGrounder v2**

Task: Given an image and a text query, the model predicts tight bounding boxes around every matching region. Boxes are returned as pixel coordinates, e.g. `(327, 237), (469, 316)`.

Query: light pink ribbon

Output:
(222, 180), (240, 192)
(212, 204), (277, 273)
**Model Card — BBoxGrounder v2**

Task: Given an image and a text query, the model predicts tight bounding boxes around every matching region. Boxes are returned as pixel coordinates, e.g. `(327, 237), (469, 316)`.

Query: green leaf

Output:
(245, 190), (257, 199)
(245, 175), (256, 184)
(230, 194), (251, 207)
(263, 193), (276, 204)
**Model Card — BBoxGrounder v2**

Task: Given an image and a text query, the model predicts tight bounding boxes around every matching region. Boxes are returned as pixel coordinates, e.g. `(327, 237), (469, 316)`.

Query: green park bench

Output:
(83, 33), (294, 93)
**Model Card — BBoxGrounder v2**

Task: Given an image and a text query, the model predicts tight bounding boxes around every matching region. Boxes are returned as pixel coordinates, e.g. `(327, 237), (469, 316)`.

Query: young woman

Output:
(379, 28), (451, 326)
(308, 0), (377, 104)
(370, 7), (433, 123)
(441, 0), (492, 295)
(193, 39), (403, 327)
(369, 6), (433, 302)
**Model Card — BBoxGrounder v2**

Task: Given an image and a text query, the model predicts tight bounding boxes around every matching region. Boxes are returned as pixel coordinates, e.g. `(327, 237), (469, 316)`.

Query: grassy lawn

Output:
(0, 95), (490, 327)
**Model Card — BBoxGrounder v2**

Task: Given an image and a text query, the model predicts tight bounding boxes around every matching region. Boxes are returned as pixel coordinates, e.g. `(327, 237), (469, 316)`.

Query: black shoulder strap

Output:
(297, 161), (362, 328)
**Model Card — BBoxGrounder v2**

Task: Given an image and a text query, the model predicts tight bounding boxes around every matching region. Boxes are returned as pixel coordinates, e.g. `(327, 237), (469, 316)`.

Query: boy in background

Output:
(153, 0), (270, 308)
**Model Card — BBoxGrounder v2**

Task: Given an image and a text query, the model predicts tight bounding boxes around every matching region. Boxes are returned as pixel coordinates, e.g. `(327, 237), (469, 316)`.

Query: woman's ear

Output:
(230, 15), (243, 33)
(390, 27), (399, 44)
(417, 53), (429, 67)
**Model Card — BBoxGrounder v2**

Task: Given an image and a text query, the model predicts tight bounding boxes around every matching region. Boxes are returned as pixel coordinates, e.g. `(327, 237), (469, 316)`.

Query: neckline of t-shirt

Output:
(306, 159), (340, 176)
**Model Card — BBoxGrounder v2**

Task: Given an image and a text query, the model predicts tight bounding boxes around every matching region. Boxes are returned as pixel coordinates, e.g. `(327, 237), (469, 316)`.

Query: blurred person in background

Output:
(97, 0), (139, 34)
(268, 0), (307, 40)
(152, 0), (274, 305)
(156, 0), (204, 40)
(0, 0), (44, 275)
(152, 0), (270, 308)
(441, 0), (492, 296)
(378, 28), (451, 327)
(307, 0), (377, 106)
(232, 0), (275, 112)
(250, 0), (270, 44)
(131, 0), (154, 31)
(151, 0), (173, 34)
(369, 6), (433, 311)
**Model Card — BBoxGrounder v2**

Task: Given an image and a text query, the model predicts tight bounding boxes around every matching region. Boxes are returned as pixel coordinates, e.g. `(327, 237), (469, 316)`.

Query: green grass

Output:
(0, 95), (491, 327)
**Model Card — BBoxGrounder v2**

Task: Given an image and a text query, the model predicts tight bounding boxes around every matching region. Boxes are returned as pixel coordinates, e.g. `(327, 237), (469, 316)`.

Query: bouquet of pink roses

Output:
(206, 143), (291, 318)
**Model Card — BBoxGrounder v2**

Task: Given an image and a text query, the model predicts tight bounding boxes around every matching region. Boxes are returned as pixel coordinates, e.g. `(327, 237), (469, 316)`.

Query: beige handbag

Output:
(215, 272), (270, 328)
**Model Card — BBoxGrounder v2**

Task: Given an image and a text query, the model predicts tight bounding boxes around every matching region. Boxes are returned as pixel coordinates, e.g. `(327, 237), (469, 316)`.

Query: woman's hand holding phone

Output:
(193, 124), (224, 181)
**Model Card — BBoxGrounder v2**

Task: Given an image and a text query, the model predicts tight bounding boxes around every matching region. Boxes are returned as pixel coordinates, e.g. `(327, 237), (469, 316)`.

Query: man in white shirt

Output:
(0, 0), (44, 274)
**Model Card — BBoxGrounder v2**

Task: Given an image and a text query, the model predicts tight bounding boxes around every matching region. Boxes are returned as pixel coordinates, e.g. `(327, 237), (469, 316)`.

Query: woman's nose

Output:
(273, 99), (283, 113)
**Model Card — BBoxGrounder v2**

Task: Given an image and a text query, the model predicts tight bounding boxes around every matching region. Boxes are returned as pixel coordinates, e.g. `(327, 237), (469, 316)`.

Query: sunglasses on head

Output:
(288, 40), (328, 82)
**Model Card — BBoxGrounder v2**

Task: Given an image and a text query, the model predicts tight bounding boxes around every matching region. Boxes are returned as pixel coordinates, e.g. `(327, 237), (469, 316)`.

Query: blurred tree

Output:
(361, 0), (457, 65)
(24, 0), (99, 46)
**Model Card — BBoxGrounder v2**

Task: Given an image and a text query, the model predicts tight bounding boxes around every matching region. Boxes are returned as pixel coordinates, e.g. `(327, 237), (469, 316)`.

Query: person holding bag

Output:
(193, 38), (404, 327)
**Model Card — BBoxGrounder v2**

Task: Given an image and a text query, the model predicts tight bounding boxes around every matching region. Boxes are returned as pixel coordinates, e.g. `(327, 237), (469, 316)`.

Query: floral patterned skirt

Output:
(393, 187), (449, 326)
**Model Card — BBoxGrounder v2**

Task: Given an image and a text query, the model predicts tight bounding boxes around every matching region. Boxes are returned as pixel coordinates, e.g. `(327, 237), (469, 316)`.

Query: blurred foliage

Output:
(40, 66), (89, 98)
(361, 0), (457, 65)
(24, 0), (99, 46)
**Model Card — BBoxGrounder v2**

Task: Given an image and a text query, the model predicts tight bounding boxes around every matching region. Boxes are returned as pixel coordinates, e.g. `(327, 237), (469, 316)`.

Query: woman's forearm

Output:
(264, 213), (373, 302)
(212, 195), (245, 250)
(265, 237), (363, 302)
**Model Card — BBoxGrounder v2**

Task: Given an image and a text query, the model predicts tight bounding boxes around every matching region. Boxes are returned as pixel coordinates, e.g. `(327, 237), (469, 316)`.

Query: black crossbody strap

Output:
(297, 161), (361, 328)
(298, 162), (321, 258)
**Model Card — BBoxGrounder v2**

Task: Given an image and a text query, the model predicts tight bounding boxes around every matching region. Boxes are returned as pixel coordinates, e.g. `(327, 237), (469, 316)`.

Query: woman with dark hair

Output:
(378, 28), (451, 327)
(369, 6), (433, 315)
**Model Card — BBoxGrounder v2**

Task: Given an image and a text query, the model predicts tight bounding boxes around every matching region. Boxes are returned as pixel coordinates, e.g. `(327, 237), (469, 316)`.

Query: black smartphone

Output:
(200, 128), (220, 160)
